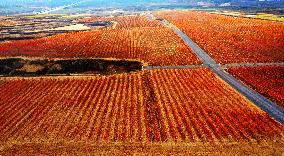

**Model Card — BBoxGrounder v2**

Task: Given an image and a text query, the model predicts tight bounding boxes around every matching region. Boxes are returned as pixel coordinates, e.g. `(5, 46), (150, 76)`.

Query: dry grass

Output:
(1, 138), (284, 155)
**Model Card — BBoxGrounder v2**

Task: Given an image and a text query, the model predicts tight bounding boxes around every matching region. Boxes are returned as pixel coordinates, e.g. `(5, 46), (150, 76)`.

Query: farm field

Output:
(0, 68), (283, 154)
(210, 11), (284, 22)
(155, 10), (284, 64)
(0, 14), (162, 42)
(0, 27), (200, 66)
(1, 10), (284, 155)
(80, 14), (163, 29)
(0, 14), (92, 42)
(228, 66), (284, 108)
(144, 68), (283, 142)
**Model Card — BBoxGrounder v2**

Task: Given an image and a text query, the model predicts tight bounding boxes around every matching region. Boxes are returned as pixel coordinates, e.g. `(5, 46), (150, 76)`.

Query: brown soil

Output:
(1, 139), (284, 155)
(0, 58), (143, 77)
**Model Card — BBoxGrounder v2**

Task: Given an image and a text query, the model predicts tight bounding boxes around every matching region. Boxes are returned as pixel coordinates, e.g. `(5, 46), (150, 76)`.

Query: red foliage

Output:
(148, 68), (283, 141)
(156, 11), (284, 64)
(228, 66), (284, 108)
(0, 27), (200, 66)
(0, 69), (282, 143)
(0, 74), (149, 142)
(80, 15), (163, 29)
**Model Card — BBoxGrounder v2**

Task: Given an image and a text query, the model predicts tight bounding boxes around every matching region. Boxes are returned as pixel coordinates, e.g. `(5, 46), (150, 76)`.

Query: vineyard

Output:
(0, 68), (283, 144)
(80, 15), (163, 29)
(155, 11), (284, 64)
(1, 11), (284, 155)
(0, 27), (200, 66)
(146, 68), (283, 142)
(228, 66), (284, 108)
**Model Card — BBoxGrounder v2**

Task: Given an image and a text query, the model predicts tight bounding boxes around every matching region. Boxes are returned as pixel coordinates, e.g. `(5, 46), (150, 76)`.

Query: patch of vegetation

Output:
(0, 58), (143, 77)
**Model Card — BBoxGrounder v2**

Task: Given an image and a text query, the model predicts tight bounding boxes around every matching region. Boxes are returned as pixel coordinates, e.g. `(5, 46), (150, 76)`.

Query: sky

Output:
(0, 0), (170, 15)
(1, 0), (283, 7)
(0, 0), (167, 6)
(0, 0), (78, 6)
(0, 0), (170, 12)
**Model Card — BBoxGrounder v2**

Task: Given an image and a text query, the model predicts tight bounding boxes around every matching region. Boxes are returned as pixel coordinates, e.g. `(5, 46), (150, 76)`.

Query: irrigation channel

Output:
(145, 14), (284, 124)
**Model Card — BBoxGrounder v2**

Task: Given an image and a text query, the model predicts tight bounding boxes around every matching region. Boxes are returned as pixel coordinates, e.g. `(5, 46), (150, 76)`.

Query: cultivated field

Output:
(0, 11), (284, 155)
(156, 10), (284, 64)
(0, 69), (283, 144)
(0, 27), (200, 66)
(80, 15), (163, 29)
(0, 14), (87, 41)
(228, 66), (284, 108)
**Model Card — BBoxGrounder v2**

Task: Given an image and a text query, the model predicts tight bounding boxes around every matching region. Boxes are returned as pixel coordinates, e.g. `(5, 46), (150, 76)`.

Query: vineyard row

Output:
(0, 27), (200, 66)
(0, 68), (282, 143)
(155, 11), (284, 64)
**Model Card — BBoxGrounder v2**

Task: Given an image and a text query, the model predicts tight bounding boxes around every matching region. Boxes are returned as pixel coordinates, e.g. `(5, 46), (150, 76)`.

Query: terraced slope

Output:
(155, 11), (284, 64)
(228, 66), (284, 108)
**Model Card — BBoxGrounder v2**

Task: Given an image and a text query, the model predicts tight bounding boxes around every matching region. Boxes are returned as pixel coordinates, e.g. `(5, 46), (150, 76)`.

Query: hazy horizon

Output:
(0, 0), (283, 15)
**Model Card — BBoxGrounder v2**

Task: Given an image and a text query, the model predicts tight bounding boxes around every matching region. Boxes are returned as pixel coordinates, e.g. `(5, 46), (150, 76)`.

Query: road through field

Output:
(155, 17), (284, 124)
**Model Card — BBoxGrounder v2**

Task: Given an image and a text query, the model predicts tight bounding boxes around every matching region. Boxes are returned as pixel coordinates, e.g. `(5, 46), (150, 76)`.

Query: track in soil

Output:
(143, 62), (284, 71)
(223, 62), (284, 68)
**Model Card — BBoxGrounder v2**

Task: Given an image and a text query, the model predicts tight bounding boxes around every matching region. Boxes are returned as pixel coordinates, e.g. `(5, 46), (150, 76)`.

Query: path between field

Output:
(151, 16), (284, 124)
(143, 62), (284, 70)
(143, 64), (204, 70)
(223, 62), (284, 68)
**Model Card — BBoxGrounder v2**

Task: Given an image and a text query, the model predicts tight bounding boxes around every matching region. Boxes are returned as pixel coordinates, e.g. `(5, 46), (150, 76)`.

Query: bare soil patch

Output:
(0, 58), (142, 77)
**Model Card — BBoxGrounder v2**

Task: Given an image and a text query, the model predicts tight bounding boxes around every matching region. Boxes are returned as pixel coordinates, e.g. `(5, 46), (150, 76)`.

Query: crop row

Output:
(228, 66), (284, 108)
(0, 74), (148, 142)
(147, 69), (283, 141)
(80, 15), (163, 29)
(0, 68), (282, 143)
(0, 27), (200, 66)
(155, 11), (284, 64)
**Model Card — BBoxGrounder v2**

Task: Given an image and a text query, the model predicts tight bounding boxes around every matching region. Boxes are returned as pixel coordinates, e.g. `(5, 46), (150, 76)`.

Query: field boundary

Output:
(156, 17), (284, 124)
(143, 64), (204, 70)
(1, 140), (284, 155)
(223, 62), (284, 68)
(143, 62), (284, 70)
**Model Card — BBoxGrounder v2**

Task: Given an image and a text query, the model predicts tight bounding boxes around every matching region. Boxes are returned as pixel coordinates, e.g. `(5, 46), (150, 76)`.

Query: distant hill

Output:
(0, 0), (283, 15)
(1, 0), (283, 7)
(0, 0), (76, 7)
(172, 0), (284, 7)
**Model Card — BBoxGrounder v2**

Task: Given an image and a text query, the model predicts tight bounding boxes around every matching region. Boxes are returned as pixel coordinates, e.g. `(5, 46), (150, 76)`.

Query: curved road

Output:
(157, 18), (284, 124)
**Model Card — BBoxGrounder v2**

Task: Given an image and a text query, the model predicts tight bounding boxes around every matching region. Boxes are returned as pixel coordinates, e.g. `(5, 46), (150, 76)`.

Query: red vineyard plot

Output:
(0, 27), (200, 66)
(228, 66), (284, 108)
(0, 68), (283, 143)
(146, 68), (283, 142)
(80, 15), (163, 29)
(0, 74), (149, 142)
(156, 11), (284, 64)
